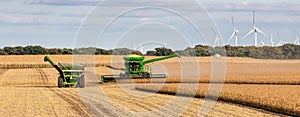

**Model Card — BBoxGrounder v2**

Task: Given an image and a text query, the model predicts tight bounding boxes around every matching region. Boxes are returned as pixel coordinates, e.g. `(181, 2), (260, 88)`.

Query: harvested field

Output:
(103, 62), (300, 85)
(0, 67), (283, 116)
(0, 55), (299, 116)
(136, 84), (300, 116)
(80, 83), (282, 116)
(0, 68), (91, 116)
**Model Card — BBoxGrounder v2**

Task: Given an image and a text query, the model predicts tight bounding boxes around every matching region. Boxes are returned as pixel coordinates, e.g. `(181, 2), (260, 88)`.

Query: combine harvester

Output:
(101, 54), (180, 83)
(44, 56), (85, 88)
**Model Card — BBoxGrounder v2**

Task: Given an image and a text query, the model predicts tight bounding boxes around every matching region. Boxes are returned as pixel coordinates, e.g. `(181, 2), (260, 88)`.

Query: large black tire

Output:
(142, 73), (150, 78)
(79, 75), (85, 88)
(58, 77), (64, 88)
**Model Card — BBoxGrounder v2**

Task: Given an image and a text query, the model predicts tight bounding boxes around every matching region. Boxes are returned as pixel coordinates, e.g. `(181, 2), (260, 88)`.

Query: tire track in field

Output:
(37, 68), (49, 85)
(0, 69), (7, 76)
(102, 87), (183, 116)
(38, 69), (91, 117)
(100, 85), (192, 116)
(79, 72), (127, 116)
(68, 89), (120, 116)
(50, 89), (91, 117)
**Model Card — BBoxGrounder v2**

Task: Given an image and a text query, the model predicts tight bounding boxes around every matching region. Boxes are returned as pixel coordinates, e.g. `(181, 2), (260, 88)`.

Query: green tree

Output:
(146, 51), (157, 56)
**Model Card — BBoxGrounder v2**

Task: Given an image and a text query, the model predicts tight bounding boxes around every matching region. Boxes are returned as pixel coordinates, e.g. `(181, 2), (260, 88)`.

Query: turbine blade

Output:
(256, 28), (268, 37)
(277, 32), (281, 41)
(261, 40), (265, 46)
(242, 30), (254, 40)
(231, 16), (235, 28)
(227, 32), (235, 44)
(253, 10), (255, 25)
(210, 26), (217, 35)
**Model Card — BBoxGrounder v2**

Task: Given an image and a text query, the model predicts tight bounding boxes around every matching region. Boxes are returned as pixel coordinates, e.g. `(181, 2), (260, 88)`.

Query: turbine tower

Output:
(294, 34), (300, 45)
(227, 16), (240, 46)
(242, 10), (267, 46)
(270, 33), (274, 47)
(261, 40), (265, 46)
(277, 32), (285, 46)
(211, 27), (221, 47)
(134, 42), (144, 53)
(162, 40), (167, 48)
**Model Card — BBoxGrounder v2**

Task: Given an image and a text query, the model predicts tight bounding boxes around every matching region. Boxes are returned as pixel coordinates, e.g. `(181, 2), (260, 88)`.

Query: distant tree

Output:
(95, 48), (110, 55)
(263, 47), (283, 59)
(48, 48), (62, 54)
(146, 51), (157, 56)
(3, 47), (13, 55)
(2, 44), (300, 60)
(111, 48), (133, 55)
(74, 47), (97, 55)
(155, 47), (174, 56)
(24, 46), (48, 55)
(0, 49), (7, 55)
(280, 44), (296, 59)
(62, 48), (72, 54)
(132, 51), (143, 55)
(195, 46), (210, 56)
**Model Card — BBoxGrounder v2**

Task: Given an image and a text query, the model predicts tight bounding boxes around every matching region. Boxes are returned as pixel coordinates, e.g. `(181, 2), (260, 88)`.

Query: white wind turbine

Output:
(294, 33), (300, 45)
(227, 16), (240, 46)
(261, 40), (265, 46)
(241, 11), (268, 47)
(134, 42), (144, 53)
(162, 40), (167, 48)
(211, 27), (222, 47)
(277, 32), (285, 46)
(270, 33), (274, 47)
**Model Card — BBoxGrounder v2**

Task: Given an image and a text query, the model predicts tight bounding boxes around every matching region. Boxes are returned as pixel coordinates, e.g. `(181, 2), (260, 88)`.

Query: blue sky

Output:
(1, 0), (300, 51)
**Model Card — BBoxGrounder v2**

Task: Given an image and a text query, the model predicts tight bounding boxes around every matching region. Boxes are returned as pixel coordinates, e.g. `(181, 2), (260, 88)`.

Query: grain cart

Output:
(44, 56), (85, 88)
(101, 54), (180, 83)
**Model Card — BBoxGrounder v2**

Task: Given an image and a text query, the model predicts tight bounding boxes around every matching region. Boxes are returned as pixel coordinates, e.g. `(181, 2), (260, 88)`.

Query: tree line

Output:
(1, 44), (300, 59)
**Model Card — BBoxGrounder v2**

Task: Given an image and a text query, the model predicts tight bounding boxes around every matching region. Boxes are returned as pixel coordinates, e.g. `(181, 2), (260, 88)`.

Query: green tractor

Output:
(101, 54), (180, 83)
(44, 56), (85, 88)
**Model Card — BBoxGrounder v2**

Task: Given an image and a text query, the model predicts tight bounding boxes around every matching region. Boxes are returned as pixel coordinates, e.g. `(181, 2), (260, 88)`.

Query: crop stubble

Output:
(0, 55), (299, 116)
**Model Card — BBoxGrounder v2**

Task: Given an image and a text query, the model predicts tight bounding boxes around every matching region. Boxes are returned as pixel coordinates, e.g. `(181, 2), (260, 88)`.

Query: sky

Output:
(1, 0), (300, 51)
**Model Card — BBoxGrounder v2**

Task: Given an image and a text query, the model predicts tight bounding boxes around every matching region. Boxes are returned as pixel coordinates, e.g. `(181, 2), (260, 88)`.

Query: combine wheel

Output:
(120, 73), (124, 78)
(142, 73), (150, 78)
(58, 77), (64, 88)
(79, 75), (85, 88)
(124, 73), (130, 78)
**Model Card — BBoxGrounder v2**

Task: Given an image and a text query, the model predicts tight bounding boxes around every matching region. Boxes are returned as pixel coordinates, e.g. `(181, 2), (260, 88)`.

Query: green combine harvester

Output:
(44, 56), (85, 88)
(101, 54), (180, 83)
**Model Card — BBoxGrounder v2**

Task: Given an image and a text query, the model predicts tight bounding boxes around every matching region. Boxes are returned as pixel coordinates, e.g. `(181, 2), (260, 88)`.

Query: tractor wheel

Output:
(58, 77), (64, 88)
(79, 75), (85, 88)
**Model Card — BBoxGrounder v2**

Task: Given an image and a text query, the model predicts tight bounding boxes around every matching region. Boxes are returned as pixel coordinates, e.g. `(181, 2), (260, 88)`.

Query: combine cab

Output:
(44, 56), (85, 88)
(101, 54), (180, 83)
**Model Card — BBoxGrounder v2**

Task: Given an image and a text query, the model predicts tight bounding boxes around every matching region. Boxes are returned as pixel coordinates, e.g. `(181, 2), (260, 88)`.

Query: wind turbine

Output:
(270, 33), (274, 47)
(227, 16), (240, 46)
(162, 40), (167, 48)
(241, 10), (268, 46)
(261, 40), (265, 46)
(277, 32), (285, 46)
(294, 34), (300, 45)
(211, 27), (222, 47)
(134, 42), (144, 53)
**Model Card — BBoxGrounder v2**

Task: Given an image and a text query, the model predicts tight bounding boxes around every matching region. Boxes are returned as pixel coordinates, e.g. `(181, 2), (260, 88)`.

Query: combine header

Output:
(44, 56), (85, 88)
(101, 54), (180, 83)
